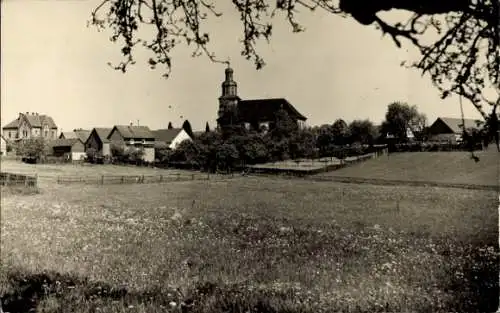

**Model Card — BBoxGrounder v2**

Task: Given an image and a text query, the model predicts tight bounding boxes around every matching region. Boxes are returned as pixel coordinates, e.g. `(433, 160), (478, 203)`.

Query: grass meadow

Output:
(1, 158), (498, 313)
(319, 150), (499, 187)
(0, 159), (199, 187)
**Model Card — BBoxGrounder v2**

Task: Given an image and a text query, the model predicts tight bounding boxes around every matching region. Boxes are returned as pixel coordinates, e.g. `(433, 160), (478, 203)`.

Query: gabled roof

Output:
(87, 127), (113, 144)
(60, 132), (78, 139)
(435, 117), (482, 133)
(61, 130), (91, 143)
(153, 141), (169, 149)
(237, 98), (307, 122)
(2, 113), (57, 129)
(152, 128), (186, 144)
(111, 125), (155, 140)
(25, 114), (58, 128)
(2, 119), (19, 129)
(74, 129), (91, 143)
(49, 138), (81, 148)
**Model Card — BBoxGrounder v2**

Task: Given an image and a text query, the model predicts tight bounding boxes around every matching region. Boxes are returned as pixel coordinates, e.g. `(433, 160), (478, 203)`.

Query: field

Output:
(1, 154), (498, 313)
(0, 159), (198, 187)
(317, 151), (499, 187)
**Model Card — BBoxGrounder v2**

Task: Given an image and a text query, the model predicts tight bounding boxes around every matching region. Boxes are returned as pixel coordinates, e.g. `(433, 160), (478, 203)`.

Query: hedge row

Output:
(388, 142), (484, 152)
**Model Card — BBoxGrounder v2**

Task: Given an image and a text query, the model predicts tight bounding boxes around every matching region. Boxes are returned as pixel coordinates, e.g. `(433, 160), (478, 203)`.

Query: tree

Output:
(128, 147), (145, 164)
(381, 102), (427, 142)
(167, 122), (173, 129)
(19, 138), (47, 161)
(268, 108), (299, 141)
(90, 0), (499, 135)
(289, 128), (317, 159)
(85, 147), (99, 163)
(314, 124), (334, 157)
(182, 120), (194, 138)
(216, 143), (240, 172)
(110, 143), (126, 163)
(348, 119), (377, 145)
(205, 122), (210, 133)
(171, 140), (203, 168)
(331, 119), (349, 145)
(155, 146), (172, 163)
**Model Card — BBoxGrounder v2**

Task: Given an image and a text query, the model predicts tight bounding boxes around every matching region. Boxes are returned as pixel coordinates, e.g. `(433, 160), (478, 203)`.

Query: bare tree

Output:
(90, 0), (499, 138)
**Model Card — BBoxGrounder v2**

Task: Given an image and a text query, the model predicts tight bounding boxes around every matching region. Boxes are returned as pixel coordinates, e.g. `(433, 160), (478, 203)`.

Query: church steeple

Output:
(217, 63), (241, 129)
(221, 63), (237, 97)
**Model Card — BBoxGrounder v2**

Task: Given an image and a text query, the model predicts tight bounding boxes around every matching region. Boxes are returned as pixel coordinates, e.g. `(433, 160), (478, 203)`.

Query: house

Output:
(0, 135), (7, 156)
(2, 112), (58, 141)
(59, 129), (91, 144)
(216, 66), (307, 131)
(153, 128), (192, 150)
(85, 128), (113, 157)
(108, 125), (156, 162)
(49, 138), (86, 161)
(382, 127), (415, 140)
(428, 117), (482, 143)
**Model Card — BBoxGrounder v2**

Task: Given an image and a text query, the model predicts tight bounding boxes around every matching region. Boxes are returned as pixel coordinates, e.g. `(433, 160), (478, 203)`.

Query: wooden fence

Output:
(55, 172), (235, 185)
(0, 172), (38, 187)
(246, 152), (381, 176)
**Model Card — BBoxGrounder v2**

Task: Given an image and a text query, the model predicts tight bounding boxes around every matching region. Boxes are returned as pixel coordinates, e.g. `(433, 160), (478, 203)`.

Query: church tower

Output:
(217, 64), (241, 128)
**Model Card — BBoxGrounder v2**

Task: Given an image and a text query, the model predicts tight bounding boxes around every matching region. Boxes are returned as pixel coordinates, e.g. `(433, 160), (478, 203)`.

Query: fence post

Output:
(56, 175), (59, 184)
(192, 174), (194, 180)
(159, 175), (163, 183)
(207, 172), (210, 180)
(121, 176), (124, 183)
(101, 175), (104, 185)
(141, 175), (144, 183)
(24, 175), (28, 187)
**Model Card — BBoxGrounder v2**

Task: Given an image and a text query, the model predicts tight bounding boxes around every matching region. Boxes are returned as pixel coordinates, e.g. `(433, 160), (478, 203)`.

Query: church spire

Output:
(221, 61), (237, 98)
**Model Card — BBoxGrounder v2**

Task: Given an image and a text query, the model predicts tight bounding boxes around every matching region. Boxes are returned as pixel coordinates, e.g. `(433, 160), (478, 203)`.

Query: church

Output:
(216, 65), (307, 131)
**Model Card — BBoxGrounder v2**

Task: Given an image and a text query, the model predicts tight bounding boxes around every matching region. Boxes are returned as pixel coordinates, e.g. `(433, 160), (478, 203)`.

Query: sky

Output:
(1, 0), (485, 133)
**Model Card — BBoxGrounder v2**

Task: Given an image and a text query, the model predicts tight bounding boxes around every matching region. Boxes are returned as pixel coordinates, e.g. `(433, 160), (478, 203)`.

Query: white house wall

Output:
(0, 138), (6, 155)
(102, 143), (111, 156)
(169, 130), (192, 149)
(71, 152), (86, 161)
(143, 147), (155, 162)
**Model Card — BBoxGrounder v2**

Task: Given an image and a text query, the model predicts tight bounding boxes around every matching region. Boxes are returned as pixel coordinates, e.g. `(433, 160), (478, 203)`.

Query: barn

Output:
(50, 138), (86, 161)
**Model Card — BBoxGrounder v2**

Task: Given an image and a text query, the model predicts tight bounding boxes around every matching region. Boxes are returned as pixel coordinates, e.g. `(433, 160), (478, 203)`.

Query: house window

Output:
(8, 132), (11, 138)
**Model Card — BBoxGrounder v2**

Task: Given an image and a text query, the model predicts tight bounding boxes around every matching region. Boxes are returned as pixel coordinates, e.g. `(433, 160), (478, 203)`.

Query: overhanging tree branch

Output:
(90, 0), (499, 137)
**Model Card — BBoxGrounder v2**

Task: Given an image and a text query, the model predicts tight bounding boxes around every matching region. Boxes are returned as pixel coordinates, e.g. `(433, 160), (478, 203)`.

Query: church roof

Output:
(237, 98), (307, 122)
